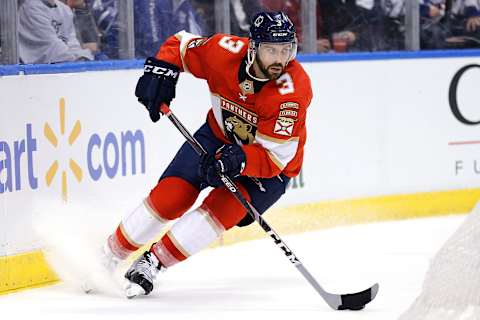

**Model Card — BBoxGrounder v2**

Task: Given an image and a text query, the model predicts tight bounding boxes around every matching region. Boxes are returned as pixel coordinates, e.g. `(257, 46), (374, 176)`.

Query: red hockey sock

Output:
(201, 183), (251, 230)
(108, 225), (140, 259)
(148, 177), (199, 220)
(150, 184), (251, 268)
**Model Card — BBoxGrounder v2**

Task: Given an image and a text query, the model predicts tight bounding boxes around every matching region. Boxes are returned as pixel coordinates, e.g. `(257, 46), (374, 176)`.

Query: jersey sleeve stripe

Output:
(255, 133), (299, 170)
(175, 30), (201, 74)
(256, 131), (300, 144)
(265, 150), (286, 170)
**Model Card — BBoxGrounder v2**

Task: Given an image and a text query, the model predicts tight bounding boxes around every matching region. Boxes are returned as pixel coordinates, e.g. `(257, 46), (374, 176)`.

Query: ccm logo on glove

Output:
(135, 57), (180, 123)
(144, 64), (179, 79)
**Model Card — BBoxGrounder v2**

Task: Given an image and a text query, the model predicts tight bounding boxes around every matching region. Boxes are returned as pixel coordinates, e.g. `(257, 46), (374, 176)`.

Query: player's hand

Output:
(135, 57), (180, 122)
(199, 144), (246, 188)
(466, 16), (480, 32)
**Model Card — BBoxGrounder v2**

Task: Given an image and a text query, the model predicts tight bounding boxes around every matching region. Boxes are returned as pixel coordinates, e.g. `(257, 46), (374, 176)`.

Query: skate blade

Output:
(124, 280), (146, 299)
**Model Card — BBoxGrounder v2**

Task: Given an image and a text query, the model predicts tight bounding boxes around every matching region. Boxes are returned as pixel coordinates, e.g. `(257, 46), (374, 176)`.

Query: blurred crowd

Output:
(11, 0), (480, 64)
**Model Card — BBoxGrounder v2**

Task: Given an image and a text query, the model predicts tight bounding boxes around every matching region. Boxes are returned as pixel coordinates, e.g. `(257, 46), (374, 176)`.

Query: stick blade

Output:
(336, 283), (379, 311)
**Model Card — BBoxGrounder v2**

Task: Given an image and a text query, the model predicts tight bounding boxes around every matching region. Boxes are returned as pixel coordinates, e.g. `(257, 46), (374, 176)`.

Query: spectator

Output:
(444, 0), (480, 48)
(188, 0), (261, 37)
(259, 0), (332, 52)
(320, 0), (387, 52)
(63, 0), (107, 58)
(87, 0), (205, 59)
(382, 0), (447, 50)
(18, 0), (94, 63)
(85, 0), (118, 58)
(136, 0), (204, 58)
(421, 0), (448, 49)
(230, 0), (263, 37)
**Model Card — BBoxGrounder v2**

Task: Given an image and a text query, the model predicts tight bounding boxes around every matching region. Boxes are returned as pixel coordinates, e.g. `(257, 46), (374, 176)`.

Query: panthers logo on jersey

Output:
(220, 97), (258, 145)
(224, 116), (255, 145)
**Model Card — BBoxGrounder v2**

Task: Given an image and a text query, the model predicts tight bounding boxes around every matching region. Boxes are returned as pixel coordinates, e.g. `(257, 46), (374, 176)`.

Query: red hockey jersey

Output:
(156, 31), (313, 178)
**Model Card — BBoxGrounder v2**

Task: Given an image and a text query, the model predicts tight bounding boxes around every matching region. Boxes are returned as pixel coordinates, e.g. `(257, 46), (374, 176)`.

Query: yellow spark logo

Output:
(43, 98), (83, 201)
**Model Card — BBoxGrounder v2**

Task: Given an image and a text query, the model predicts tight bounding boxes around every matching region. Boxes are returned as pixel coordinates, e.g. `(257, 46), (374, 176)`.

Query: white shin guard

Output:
(114, 199), (169, 255)
(152, 207), (225, 267)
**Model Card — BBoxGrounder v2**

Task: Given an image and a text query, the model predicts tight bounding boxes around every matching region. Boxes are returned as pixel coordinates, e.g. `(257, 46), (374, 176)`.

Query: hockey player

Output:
(102, 11), (313, 298)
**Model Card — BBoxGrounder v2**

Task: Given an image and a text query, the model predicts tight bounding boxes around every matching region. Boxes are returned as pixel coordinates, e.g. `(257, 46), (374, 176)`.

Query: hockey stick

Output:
(159, 103), (379, 310)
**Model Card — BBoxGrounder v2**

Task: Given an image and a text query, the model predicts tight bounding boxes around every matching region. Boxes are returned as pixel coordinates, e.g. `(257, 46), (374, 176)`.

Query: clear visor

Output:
(257, 42), (297, 63)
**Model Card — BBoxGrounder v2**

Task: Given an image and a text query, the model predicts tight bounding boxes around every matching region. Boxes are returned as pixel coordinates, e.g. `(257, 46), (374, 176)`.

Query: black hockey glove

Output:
(135, 57), (180, 122)
(199, 144), (246, 188)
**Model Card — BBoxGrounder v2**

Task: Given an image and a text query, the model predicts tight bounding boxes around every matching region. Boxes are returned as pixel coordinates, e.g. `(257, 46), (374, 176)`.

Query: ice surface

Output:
(0, 215), (466, 320)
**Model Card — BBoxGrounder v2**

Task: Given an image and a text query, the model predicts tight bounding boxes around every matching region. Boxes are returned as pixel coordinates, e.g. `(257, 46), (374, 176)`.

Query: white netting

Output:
(399, 203), (480, 320)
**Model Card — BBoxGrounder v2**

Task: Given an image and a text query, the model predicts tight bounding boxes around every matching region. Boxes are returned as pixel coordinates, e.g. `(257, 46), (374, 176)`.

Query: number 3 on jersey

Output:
(276, 73), (294, 95)
(218, 36), (244, 54)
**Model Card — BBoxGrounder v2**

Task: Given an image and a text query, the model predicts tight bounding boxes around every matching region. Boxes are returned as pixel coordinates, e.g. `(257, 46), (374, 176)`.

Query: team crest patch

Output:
(254, 15), (264, 27)
(239, 79), (254, 96)
(278, 102), (299, 120)
(274, 117), (295, 136)
(187, 38), (208, 49)
(279, 109), (298, 118)
(280, 102), (299, 110)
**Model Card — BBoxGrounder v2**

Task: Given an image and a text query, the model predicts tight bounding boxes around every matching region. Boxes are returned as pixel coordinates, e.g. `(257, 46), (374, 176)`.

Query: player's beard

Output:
(256, 54), (284, 80)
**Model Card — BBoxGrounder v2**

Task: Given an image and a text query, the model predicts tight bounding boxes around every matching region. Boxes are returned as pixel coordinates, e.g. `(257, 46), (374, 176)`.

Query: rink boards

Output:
(1, 53), (480, 294)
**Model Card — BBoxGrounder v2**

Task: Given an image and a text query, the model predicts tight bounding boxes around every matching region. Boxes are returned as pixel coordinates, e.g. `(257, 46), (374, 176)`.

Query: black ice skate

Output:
(124, 251), (163, 298)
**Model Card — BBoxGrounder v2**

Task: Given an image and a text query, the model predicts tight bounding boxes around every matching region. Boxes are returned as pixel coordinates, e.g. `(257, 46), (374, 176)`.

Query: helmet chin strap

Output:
(246, 45), (270, 82)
